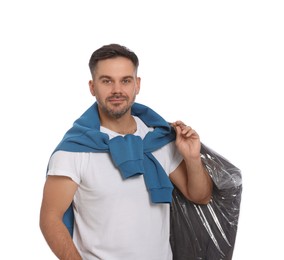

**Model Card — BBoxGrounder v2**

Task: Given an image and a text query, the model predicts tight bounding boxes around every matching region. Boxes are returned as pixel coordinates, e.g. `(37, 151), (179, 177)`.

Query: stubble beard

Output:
(98, 95), (136, 119)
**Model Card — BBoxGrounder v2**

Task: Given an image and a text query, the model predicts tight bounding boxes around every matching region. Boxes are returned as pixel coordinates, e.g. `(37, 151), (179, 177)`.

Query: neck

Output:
(100, 113), (137, 135)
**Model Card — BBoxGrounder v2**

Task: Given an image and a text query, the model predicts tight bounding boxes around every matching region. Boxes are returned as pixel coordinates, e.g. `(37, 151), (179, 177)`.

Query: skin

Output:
(88, 57), (141, 134)
(39, 57), (213, 259)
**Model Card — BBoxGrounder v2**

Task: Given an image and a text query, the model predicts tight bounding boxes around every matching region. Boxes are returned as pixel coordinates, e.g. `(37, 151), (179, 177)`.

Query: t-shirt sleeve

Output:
(47, 151), (83, 184)
(152, 141), (183, 176)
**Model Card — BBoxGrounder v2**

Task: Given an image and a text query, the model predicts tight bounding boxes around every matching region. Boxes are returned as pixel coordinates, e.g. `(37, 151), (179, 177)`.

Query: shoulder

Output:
(50, 150), (84, 163)
(48, 151), (89, 182)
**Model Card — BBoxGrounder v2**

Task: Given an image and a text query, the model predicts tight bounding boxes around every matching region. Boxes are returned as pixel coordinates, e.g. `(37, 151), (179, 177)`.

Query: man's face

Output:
(89, 57), (140, 119)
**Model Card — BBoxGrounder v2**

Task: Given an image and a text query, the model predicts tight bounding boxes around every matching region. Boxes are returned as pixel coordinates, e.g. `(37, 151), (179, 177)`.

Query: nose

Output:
(111, 81), (123, 93)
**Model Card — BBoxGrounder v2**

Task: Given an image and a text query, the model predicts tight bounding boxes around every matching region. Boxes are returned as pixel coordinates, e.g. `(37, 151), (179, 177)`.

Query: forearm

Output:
(40, 214), (82, 260)
(184, 156), (213, 204)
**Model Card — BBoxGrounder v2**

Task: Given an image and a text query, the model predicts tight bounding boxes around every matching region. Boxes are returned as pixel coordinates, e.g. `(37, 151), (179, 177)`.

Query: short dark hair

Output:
(89, 43), (139, 75)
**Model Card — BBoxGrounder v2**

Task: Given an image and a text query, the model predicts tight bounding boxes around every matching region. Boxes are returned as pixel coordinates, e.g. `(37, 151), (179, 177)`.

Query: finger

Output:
(182, 128), (193, 137)
(171, 122), (182, 132)
(172, 120), (185, 127)
(181, 125), (192, 133)
(176, 121), (186, 127)
(172, 121), (198, 138)
(173, 125), (183, 142)
(179, 125), (197, 137)
(185, 129), (199, 139)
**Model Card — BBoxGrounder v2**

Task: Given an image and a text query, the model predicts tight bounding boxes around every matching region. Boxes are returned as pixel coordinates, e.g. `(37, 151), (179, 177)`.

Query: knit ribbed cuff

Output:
(149, 187), (173, 203)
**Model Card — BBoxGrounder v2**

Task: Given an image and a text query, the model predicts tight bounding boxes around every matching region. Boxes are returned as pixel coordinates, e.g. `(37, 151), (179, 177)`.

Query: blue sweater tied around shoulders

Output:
(50, 102), (176, 236)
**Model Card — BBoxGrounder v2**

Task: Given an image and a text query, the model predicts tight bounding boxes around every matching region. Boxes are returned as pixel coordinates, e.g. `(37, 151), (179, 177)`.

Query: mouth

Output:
(107, 96), (126, 104)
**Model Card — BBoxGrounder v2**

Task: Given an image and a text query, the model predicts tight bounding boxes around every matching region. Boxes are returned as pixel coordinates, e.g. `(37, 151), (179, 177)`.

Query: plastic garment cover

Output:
(170, 143), (242, 260)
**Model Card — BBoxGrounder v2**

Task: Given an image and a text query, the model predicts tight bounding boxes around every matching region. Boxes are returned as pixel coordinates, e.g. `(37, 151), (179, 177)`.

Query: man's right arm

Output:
(40, 175), (82, 260)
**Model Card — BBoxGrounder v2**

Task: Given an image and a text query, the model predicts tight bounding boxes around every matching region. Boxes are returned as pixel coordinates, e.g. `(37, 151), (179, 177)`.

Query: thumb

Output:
(174, 125), (182, 142)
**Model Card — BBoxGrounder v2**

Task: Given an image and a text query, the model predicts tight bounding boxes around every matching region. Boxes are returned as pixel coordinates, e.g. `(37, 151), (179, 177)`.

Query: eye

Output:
(122, 78), (132, 84)
(102, 79), (112, 84)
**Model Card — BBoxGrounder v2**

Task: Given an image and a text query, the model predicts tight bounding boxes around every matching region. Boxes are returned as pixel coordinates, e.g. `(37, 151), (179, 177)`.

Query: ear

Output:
(89, 80), (96, 96)
(135, 77), (141, 95)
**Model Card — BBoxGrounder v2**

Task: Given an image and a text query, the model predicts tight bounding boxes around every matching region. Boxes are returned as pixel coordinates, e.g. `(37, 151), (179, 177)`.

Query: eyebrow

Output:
(98, 75), (134, 80)
(98, 75), (112, 80)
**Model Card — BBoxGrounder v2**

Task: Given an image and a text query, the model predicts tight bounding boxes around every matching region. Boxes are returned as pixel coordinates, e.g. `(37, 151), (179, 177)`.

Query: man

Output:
(40, 43), (213, 260)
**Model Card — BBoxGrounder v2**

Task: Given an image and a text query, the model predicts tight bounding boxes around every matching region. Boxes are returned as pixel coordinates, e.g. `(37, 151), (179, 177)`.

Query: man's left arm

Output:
(169, 121), (213, 205)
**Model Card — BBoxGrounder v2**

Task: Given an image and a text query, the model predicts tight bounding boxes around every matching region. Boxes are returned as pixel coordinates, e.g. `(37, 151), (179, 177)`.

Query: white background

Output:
(1, 0), (283, 259)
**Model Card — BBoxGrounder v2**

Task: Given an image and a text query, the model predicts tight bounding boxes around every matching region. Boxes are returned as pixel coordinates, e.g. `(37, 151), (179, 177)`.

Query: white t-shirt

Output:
(48, 116), (183, 260)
